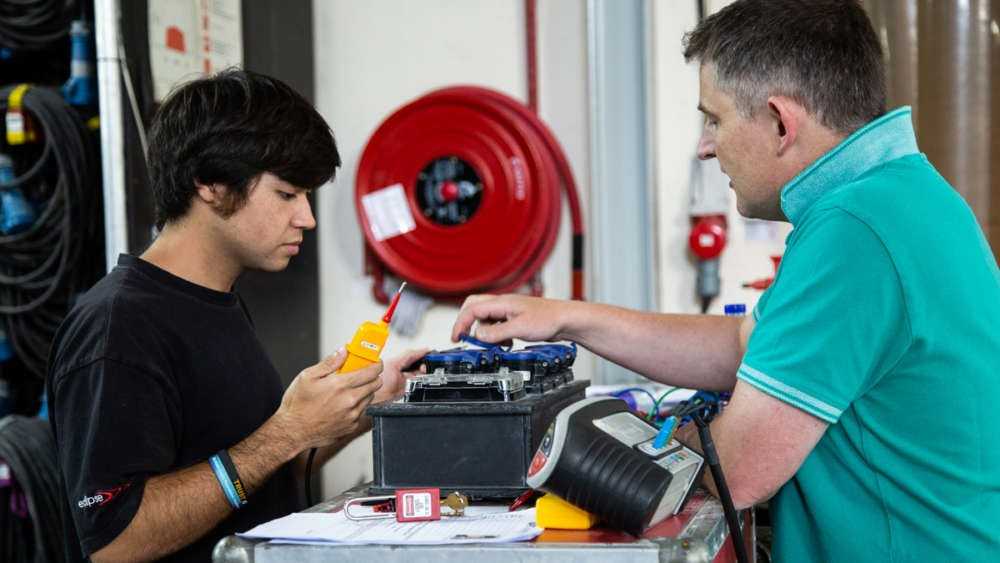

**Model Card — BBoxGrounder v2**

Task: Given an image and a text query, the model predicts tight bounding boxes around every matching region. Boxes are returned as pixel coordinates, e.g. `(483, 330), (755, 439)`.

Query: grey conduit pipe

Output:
(94, 0), (129, 271)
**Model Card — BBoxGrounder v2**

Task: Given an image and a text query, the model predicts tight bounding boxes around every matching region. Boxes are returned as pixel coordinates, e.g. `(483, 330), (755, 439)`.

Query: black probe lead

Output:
(305, 447), (317, 506)
(692, 411), (750, 563)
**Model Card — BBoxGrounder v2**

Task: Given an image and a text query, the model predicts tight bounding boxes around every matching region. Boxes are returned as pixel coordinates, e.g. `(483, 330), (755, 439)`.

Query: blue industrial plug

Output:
(0, 153), (36, 235)
(62, 20), (96, 107)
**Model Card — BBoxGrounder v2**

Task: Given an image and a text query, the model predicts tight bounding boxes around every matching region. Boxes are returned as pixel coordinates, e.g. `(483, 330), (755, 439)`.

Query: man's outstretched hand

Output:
(375, 348), (430, 404)
(451, 294), (575, 344)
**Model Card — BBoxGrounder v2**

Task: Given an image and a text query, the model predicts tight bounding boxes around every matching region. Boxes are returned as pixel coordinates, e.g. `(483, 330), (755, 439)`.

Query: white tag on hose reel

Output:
(362, 183), (416, 241)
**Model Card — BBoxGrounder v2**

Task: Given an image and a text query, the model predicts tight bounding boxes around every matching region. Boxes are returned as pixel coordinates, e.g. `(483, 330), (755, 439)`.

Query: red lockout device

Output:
(394, 488), (442, 522)
(689, 214), (727, 313)
(343, 487), (444, 523)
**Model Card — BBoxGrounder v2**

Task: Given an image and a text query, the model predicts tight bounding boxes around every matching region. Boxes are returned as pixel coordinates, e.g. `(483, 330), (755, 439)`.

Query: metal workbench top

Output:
(213, 485), (753, 563)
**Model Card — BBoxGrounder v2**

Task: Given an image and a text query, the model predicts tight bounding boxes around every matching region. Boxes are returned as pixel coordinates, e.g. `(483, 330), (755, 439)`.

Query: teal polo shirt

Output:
(738, 107), (1000, 562)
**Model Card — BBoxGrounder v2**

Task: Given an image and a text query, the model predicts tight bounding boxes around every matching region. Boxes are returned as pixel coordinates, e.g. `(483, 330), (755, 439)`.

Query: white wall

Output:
(312, 0), (591, 499)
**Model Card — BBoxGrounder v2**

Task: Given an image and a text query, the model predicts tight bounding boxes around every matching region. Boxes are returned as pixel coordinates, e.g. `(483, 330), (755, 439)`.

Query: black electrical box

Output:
(367, 379), (589, 499)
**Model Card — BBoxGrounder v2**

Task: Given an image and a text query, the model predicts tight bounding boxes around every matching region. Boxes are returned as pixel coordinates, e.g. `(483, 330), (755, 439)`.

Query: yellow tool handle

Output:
(339, 320), (389, 374)
(536, 493), (599, 530)
(340, 351), (378, 373)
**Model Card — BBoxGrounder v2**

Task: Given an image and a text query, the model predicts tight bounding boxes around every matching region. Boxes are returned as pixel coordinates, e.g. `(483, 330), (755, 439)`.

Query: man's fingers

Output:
(451, 308), (478, 342)
(460, 294), (495, 309)
(451, 296), (510, 342)
(395, 348), (430, 372)
(452, 294), (497, 341)
(474, 320), (519, 343)
(337, 361), (383, 387)
(353, 376), (384, 403)
(304, 348), (347, 379)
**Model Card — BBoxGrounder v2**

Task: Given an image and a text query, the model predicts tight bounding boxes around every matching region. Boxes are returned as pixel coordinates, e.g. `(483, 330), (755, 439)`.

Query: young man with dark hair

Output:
(47, 69), (425, 562)
(452, 1), (1000, 561)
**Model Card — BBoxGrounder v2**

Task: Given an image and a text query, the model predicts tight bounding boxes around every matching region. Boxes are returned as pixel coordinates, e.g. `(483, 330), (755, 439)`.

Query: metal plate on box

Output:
(404, 371), (526, 403)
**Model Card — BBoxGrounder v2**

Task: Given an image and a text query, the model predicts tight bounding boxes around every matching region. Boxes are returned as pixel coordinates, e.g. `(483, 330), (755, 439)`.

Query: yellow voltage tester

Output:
(339, 282), (406, 373)
(305, 282), (408, 506)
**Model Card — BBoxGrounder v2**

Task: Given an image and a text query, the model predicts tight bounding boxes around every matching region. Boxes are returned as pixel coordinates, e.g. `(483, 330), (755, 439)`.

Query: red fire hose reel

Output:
(355, 86), (585, 303)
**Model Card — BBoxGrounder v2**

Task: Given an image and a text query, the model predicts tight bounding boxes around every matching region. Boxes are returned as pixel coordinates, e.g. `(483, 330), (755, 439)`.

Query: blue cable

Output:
(611, 387), (659, 417)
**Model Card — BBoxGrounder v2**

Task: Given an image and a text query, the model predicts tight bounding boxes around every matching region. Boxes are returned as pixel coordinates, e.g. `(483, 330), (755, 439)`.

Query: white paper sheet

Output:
(240, 507), (541, 545)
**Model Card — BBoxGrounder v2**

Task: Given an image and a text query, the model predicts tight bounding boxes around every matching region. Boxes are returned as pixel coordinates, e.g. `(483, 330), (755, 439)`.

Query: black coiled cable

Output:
(0, 0), (77, 52)
(0, 415), (71, 562)
(0, 85), (103, 380)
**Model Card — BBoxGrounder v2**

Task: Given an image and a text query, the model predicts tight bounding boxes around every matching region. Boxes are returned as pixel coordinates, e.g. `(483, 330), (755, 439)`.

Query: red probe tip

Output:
(382, 282), (407, 323)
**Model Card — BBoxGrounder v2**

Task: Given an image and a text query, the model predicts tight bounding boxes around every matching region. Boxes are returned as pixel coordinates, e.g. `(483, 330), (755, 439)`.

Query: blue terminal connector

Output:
(498, 344), (577, 377)
(497, 348), (548, 362)
(524, 343), (577, 366)
(62, 20), (96, 107)
(497, 348), (555, 378)
(422, 347), (498, 374)
(428, 336), (578, 379)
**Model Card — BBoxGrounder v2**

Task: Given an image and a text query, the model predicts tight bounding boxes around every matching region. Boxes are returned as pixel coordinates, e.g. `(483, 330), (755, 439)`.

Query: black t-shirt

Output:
(46, 254), (301, 561)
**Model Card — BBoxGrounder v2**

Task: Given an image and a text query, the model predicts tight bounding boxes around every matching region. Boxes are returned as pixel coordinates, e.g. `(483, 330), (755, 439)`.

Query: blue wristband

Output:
(209, 451), (248, 509)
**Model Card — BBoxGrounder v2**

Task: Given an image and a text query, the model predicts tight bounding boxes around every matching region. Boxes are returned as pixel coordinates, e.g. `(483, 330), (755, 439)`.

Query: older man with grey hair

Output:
(452, 1), (1000, 561)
